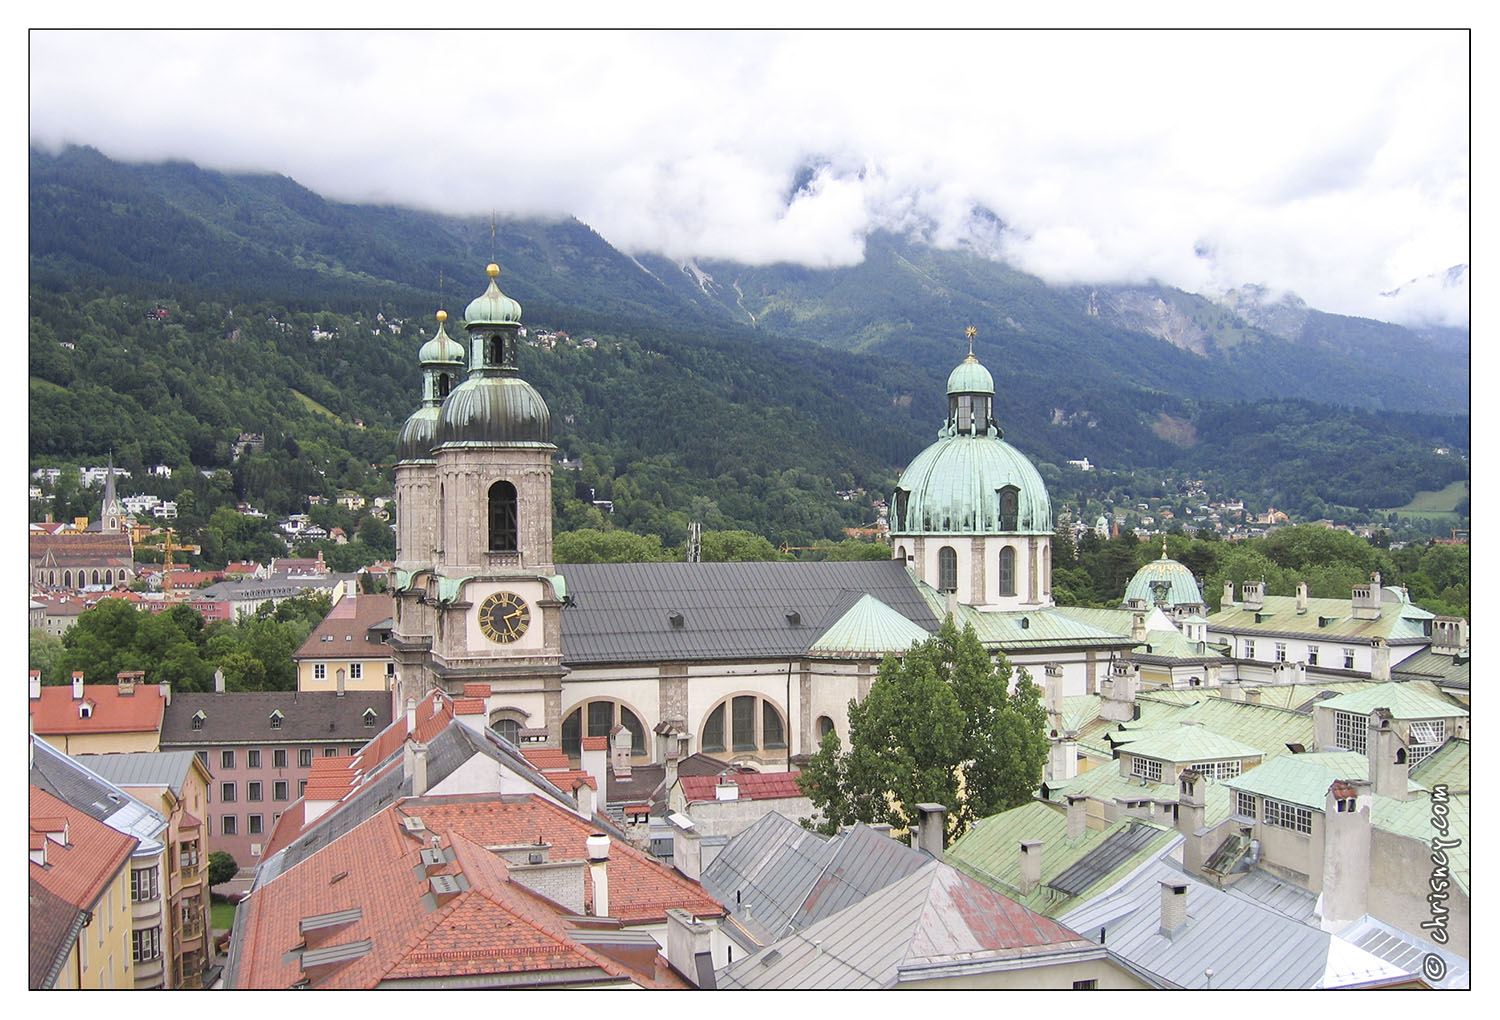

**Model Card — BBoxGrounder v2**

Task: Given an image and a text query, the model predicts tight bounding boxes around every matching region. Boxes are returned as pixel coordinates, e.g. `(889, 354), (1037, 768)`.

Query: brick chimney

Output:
(1366, 709), (1409, 800)
(1019, 841), (1043, 895)
(1066, 794), (1088, 841)
(71, 671), (84, 700)
(1177, 770), (1207, 873)
(1321, 779), (1372, 930)
(914, 803), (946, 860)
(586, 834), (611, 918)
(665, 909), (718, 989)
(1158, 880), (1189, 937)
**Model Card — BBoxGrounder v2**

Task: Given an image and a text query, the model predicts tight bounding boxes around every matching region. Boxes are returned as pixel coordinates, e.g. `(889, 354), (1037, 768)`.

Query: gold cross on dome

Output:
(965, 325), (977, 355)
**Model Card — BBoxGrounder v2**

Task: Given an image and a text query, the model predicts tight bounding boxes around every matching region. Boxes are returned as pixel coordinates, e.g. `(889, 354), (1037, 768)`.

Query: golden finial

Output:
(436, 309), (447, 323)
(964, 325), (978, 361)
(487, 263), (500, 278)
(1162, 536), (1169, 559)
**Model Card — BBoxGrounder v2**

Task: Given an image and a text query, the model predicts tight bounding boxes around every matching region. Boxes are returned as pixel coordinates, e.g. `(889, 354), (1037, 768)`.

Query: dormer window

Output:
(998, 485), (1019, 530)
(191, 711), (206, 730)
(79, 702), (93, 719)
(269, 710), (284, 730)
(363, 708), (377, 728)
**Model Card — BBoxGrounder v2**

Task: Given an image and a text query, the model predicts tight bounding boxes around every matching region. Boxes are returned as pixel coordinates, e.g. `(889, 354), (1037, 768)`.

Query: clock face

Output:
(478, 591), (531, 643)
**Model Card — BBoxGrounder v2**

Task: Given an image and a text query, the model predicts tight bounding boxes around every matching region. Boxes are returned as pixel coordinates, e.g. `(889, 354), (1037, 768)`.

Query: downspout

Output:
(787, 660), (794, 758)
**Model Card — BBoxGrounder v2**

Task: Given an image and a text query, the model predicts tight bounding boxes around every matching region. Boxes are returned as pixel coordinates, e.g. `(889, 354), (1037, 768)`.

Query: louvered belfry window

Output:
(488, 480), (518, 552)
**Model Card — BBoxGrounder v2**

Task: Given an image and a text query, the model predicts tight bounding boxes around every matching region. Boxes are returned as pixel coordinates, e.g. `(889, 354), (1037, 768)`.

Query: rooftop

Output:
(29, 681), (167, 737)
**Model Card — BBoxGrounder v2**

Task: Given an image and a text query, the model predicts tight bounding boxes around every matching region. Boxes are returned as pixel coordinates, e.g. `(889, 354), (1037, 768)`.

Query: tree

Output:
(701, 530), (784, 562)
(208, 850), (239, 888)
(30, 630), (64, 678)
(797, 619), (1047, 845)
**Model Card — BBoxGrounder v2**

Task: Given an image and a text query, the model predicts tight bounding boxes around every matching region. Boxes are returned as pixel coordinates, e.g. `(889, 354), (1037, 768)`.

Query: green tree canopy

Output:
(797, 618), (1047, 845)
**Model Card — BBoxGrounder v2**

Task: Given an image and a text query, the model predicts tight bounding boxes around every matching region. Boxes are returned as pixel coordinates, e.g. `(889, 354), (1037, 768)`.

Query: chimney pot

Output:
(1159, 880), (1188, 936)
(915, 803), (946, 859)
(29, 671), (41, 700)
(1019, 840), (1043, 895)
(71, 672), (84, 700)
(1066, 795), (1087, 840)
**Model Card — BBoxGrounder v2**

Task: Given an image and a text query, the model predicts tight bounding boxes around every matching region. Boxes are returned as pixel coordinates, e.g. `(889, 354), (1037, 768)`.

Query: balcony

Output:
(131, 897), (164, 925)
(132, 954), (165, 988)
(180, 862), (200, 883)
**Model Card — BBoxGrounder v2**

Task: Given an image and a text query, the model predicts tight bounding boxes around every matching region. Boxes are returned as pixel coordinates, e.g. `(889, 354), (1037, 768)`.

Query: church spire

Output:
(101, 452), (121, 534)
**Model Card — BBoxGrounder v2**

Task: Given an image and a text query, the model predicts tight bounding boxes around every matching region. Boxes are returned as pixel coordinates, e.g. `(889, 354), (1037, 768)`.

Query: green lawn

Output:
(1378, 480), (1469, 521)
(211, 900), (237, 932)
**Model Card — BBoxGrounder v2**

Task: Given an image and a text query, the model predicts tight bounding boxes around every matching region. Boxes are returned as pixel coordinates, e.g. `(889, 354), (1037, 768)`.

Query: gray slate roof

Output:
(161, 691), (392, 746)
(700, 813), (931, 948)
(74, 750), (202, 796)
(1059, 858), (1411, 988)
(29, 738), (167, 852)
(557, 561), (937, 665)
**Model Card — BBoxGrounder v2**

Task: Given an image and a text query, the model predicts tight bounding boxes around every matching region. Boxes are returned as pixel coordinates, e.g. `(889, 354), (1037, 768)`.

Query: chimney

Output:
(714, 777), (739, 800)
(1019, 841), (1043, 895)
(1351, 576), (1382, 620)
(1158, 880), (1189, 936)
(1130, 611), (1147, 643)
(1043, 663), (1064, 717)
(665, 909), (717, 989)
(1295, 581), (1309, 615)
(1370, 638), (1391, 682)
(915, 803), (946, 860)
(1066, 794), (1088, 841)
(1242, 687), (1261, 706)
(71, 671), (84, 700)
(572, 778), (596, 817)
(671, 815), (702, 883)
(586, 833), (611, 918)
(1366, 709), (1409, 800)
(336, 669), (346, 696)
(1321, 780), (1373, 930)
(405, 697), (417, 735)
(1204, 661), (1222, 688)
(1240, 581), (1264, 612)
(159, 681), (170, 706)
(1177, 770), (1207, 873)
(1431, 617), (1468, 655)
(610, 725), (632, 779)
(580, 736), (609, 794)
(29, 671), (41, 700)
(1100, 660), (1138, 722)
(1222, 579), (1235, 607)
(663, 753), (680, 797)
(945, 589), (957, 619)
(214, 667), (225, 694)
(406, 741), (429, 797)
(1046, 728), (1079, 782)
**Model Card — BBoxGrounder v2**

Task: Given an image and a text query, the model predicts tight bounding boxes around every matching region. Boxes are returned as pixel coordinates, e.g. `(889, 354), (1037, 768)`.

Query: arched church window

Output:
(91, 570), (100, 586)
(561, 700), (646, 759)
(998, 546), (1017, 597)
(492, 718), (520, 744)
(437, 372), (452, 399)
(701, 695), (787, 757)
(488, 480), (518, 552)
(818, 716), (835, 740)
(63, 571), (72, 588)
(893, 489), (910, 532)
(938, 546), (958, 593)
(998, 486), (1019, 530)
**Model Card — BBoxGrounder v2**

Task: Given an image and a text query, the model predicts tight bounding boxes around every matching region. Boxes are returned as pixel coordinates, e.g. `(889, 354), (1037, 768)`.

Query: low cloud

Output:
(28, 30), (1468, 327)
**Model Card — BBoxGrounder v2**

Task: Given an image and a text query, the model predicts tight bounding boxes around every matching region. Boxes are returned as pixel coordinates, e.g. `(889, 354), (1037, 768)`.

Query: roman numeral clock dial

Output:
(478, 591), (531, 643)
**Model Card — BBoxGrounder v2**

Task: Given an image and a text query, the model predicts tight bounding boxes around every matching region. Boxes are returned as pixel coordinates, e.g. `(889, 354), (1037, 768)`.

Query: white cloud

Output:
(28, 28), (1469, 327)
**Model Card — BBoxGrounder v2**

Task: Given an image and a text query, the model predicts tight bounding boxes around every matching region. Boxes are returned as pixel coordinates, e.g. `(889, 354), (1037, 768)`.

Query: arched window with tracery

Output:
(701, 695), (787, 757)
(561, 700), (646, 759)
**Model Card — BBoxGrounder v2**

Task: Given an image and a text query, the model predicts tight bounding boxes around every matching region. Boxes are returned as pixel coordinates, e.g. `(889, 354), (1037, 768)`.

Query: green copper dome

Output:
(396, 406), (442, 463)
(463, 264), (523, 325)
(892, 434), (1052, 534)
(435, 376), (552, 446)
(1122, 550), (1205, 609)
(419, 311), (467, 367)
(947, 354), (994, 395)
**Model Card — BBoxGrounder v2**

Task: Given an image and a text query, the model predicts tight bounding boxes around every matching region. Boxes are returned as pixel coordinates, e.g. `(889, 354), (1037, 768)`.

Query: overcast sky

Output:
(28, 28), (1470, 327)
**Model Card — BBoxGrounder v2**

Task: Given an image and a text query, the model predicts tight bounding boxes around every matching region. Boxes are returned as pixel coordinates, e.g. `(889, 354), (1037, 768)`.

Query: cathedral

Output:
(29, 461), (135, 590)
(389, 265), (1134, 771)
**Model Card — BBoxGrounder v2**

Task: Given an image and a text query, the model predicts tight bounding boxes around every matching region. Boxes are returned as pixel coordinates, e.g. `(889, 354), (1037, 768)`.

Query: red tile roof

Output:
(29, 787), (137, 911)
(28, 682), (167, 737)
(522, 748), (572, 771)
(463, 683), (491, 699)
(580, 736), (609, 751)
(454, 698), (486, 716)
(679, 771), (805, 803)
(234, 798), (695, 989)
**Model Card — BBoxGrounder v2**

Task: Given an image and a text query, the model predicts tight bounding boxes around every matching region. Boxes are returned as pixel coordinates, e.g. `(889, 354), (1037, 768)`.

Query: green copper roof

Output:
(1224, 751), (1424, 808)
(418, 315), (467, 367)
(1317, 684), (1468, 720)
(396, 405), (441, 463)
(918, 589), (1135, 651)
(946, 803), (1176, 916)
(435, 375), (552, 446)
(809, 594), (931, 657)
(1372, 792), (1468, 894)
(1409, 738), (1468, 793)
(1123, 554), (1205, 609)
(1206, 592), (1434, 644)
(946, 354), (994, 395)
(1108, 722), (1266, 764)
(463, 265), (523, 325)
(894, 434), (1052, 535)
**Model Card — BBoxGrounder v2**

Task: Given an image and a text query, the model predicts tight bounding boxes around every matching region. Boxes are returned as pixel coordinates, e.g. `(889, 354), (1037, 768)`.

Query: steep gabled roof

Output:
(678, 771), (805, 804)
(160, 690), (392, 745)
(29, 877), (86, 990)
(292, 594), (398, 660)
(29, 786), (138, 911)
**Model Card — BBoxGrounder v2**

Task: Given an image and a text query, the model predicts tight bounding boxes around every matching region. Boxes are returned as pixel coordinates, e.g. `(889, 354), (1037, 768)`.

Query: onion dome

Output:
(891, 339), (1050, 535)
(1123, 540), (1206, 610)
(463, 263), (523, 325)
(436, 266), (551, 447)
(397, 310), (469, 463)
